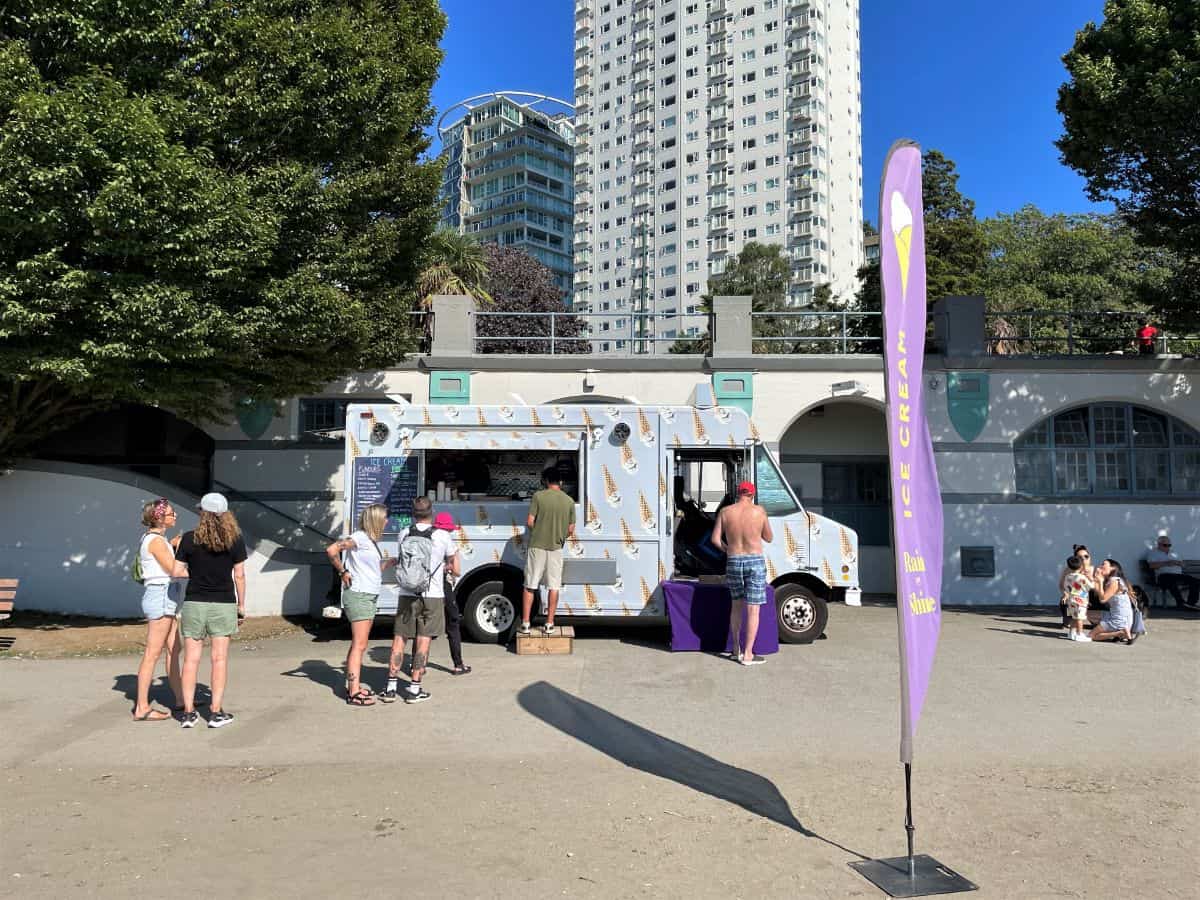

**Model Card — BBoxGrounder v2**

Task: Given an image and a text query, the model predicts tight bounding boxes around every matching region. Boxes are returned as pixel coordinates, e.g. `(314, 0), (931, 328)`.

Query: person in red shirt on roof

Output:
(1137, 319), (1158, 355)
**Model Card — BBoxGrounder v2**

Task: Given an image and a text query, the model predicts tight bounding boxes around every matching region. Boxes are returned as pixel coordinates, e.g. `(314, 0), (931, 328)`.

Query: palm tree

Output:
(418, 229), (491, 306)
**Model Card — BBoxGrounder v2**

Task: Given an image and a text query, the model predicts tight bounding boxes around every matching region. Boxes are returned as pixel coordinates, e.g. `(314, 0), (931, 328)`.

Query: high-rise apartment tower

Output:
(439, 92), (576, 298)
(573, 0), (863, 351)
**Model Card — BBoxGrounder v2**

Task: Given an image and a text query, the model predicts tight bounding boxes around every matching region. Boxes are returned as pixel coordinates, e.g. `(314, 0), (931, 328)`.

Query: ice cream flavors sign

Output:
(880, 141), (944, 765)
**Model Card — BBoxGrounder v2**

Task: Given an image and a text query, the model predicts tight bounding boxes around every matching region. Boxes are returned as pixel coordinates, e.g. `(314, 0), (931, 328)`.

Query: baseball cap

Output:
(433, 511), (456, 531)
(198, 492), (229, 514)
(736, 481), (756, 496)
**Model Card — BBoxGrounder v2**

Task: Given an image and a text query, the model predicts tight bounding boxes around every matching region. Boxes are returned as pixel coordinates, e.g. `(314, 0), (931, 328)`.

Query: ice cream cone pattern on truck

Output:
(637, 408), (655, 445)
(600, 464), (622, 507)
(422, 407), (432, 426)
(511, 522), (525, 554)
(581, 408), (596, 430)
(839, 526), (855, 560)
(477, 407), (487, 426)
(348, 432), (361, 458)
(610, 576), (624, 594)
(891, 190), (914, 298)
(586, 501), (603, 533)
(620, 442), (638, 473)
(477, 506), (492, 531)
(561, 601), (573, 615)
(491, 549), (501, 563)
(658, 559), (667, 583)
(454, 527), (474, 557)
(584, 585), (599, 610)
(620, 519), (639, 558)
(783, 523), (799, 560)
(530, 408), (543, 427)
(671, 432), (682, 448)
(659, 472), (667, 498)
(821, 558), (834, 585)
(621, 602), (633, 617)
(692, 409), (709, 444)
(766, 557), (778, 582)
(639, 577), (652, 606)
(567, 533), (585, 557)
(638, 491), (656, 531)
(749, 419), (761, 441)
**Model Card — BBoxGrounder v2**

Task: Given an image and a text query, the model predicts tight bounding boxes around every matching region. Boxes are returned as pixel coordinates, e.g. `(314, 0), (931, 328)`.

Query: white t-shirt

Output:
(398, 524), (457, 599)
(1146, 548), (1183, 576)
(139, 533), (174, 585)
(345, 530), (383, 595)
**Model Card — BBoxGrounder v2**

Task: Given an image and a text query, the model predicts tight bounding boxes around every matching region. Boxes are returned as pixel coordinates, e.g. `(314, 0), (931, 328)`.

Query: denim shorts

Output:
(141, 582), (180, 620)
(726, 555), (768, 606)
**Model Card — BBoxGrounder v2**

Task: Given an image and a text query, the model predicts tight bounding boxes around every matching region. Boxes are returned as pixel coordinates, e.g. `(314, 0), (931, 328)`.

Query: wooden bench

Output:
(1140, 559), (1200, 607)
(0, 578), (16, 622)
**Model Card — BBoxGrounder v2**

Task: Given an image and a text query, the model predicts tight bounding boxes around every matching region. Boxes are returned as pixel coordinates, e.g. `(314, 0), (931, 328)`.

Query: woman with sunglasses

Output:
(132, 498), (183, 721)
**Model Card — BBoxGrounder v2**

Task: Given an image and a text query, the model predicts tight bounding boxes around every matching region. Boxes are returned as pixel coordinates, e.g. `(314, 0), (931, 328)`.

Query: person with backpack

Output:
(326, 503), (396, 706)
(382, 496), (458, 704)
(131, 498), (183, 721)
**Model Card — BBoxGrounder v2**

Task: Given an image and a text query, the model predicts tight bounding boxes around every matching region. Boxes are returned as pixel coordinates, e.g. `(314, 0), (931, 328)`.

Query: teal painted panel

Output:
(712, 371), (754, 415)
(235, 398), (275, 439)
(946, 372), (989, 442)
(429, 370), (470, 404)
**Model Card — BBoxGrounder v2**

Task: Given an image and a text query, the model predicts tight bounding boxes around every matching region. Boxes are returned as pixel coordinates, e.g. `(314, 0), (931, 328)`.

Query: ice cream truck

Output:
(342, 393), (862, 644)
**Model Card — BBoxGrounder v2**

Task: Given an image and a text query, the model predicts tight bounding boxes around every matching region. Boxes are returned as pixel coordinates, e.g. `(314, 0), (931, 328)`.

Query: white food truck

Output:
(342, 392), (862, 644)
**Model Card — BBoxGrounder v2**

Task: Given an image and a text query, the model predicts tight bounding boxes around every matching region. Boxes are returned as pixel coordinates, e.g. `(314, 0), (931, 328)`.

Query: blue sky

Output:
(431, 0), (1111, 223)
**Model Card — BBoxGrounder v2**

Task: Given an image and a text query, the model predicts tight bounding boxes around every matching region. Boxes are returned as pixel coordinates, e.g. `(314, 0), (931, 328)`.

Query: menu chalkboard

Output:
(352, 456), (420, 535)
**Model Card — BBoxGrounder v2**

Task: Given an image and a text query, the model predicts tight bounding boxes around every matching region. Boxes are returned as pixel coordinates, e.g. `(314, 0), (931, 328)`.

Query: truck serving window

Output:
(423, 450), (578, 501)
(755, 445), (799, 516)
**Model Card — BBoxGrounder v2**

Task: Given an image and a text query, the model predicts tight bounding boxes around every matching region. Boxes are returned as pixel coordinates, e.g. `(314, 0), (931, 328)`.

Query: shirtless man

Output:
(711, 481), (774, 665)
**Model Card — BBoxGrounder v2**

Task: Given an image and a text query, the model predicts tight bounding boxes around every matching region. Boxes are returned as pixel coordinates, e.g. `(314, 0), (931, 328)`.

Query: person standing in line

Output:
(326, 503), (396, 706)
(382, 497), (458, 704)
(1137, 319), (1159, 355)
(172, 493), (247, 728)
(519, 467), (576, 636)
(1145, 533), (1199, 609)
(131, 498), (184, 721)
(711, 481), (774, 666)
(434, 512), (470, 675)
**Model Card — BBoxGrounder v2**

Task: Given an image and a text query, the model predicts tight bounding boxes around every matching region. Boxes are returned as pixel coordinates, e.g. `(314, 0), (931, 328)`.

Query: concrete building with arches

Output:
(2, 297), (1196, 617)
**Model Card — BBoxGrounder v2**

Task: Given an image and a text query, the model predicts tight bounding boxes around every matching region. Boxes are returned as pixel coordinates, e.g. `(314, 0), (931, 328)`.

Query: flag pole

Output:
(905, 763), (915, 878)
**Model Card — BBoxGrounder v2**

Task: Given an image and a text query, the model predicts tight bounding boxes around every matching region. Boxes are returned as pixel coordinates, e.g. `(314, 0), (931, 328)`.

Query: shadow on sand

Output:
(516, 680), (867, 859)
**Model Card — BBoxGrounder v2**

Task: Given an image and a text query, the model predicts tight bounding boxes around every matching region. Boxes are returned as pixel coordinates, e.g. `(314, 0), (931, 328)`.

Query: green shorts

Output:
(180, 601), (239, 639)
(395, 595), (444, 639)
(341, 590), (379, 623)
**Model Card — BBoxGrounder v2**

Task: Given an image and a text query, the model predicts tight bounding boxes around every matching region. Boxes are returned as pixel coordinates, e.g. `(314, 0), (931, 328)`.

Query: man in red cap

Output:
(711, 480), (774, 665)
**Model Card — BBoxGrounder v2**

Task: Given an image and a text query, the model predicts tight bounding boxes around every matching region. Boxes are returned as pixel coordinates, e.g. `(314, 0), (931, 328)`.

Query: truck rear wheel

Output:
(463, 580), (520, 644)
(775, 583), (828, 644)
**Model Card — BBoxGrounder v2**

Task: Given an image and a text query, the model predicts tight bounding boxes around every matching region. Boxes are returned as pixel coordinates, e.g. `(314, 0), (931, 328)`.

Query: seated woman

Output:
(1090, 558), (1135, 644)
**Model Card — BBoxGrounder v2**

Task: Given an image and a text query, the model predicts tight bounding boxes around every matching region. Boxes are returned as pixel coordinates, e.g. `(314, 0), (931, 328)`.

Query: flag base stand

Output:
(849, 854), (977, 898)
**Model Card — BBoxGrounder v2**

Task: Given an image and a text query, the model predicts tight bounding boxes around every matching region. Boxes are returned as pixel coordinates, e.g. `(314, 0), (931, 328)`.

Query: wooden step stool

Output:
(0, 578), (17, 622)
(515, 625), (575, 655)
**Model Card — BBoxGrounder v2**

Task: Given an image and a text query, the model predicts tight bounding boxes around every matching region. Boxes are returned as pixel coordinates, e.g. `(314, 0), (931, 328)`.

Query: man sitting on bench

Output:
(1145, 533), (1199, 609)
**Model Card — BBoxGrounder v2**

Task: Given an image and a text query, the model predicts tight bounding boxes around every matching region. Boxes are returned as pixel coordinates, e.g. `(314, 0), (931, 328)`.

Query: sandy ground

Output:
(1, 604), (1198, 899)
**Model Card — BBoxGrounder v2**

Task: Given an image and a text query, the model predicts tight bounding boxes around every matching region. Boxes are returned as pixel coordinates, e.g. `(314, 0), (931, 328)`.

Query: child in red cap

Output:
(434, 512), (470, 675)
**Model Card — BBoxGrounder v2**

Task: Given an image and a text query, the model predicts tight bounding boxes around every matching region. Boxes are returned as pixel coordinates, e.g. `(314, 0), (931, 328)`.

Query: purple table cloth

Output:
(661, 580), (779, 655)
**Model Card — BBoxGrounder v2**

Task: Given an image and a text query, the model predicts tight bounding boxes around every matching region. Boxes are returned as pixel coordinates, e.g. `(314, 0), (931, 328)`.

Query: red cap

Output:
(433, 512), (456, 531)
(736, 481), (756, 496)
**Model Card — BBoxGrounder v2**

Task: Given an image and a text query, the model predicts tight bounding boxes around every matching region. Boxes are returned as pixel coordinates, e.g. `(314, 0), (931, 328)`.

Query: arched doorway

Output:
(34, 404), (214, 496)
(777, 400), (895, 595)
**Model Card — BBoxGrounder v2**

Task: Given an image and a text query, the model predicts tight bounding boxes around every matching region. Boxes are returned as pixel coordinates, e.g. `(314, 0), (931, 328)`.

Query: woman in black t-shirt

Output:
(172, 493), (248, 729)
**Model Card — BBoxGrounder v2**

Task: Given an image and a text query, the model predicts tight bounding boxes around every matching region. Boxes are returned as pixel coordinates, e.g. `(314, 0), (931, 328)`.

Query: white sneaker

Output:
(1075, 634), (1092, 643)
(1066, 631), (1077, 640)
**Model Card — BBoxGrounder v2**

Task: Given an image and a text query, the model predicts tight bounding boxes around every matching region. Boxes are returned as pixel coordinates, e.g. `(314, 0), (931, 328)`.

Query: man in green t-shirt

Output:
(520, 467), (576, 635)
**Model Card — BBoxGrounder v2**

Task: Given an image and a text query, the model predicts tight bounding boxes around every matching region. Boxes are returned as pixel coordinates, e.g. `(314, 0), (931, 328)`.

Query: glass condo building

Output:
(439, 93), (577, 298)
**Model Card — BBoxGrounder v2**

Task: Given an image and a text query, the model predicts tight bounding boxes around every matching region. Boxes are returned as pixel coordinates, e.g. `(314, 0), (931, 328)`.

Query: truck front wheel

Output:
(775, 583), (828, 644)
(463, 580), (521, 644)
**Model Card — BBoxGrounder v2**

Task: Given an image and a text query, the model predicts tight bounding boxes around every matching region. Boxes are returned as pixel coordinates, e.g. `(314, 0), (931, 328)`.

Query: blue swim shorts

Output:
(726, 555), (767, 606)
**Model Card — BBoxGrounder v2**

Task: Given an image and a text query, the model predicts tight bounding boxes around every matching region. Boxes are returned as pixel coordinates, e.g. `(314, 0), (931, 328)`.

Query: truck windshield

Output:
(755, 445), (799, 516)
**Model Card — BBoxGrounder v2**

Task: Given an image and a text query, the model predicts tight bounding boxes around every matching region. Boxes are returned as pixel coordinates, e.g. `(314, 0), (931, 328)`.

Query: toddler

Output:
(1062, 555), (1092, 642)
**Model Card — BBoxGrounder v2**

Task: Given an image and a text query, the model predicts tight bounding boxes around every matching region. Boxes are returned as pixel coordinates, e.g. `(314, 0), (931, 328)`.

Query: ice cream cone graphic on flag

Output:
(891, 190), (914, 299)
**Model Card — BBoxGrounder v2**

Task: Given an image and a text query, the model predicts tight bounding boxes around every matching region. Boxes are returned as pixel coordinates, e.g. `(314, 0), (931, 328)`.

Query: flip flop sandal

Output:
(451, 665), (472, 676)
(346, 690), (376, 706)
(132, 708), (172, 722)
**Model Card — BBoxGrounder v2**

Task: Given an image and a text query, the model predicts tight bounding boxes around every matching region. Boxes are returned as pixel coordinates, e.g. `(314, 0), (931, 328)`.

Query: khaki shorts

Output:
(524, 547), (564, 592)
(396, 595), (444, 639)
(1067, 598), (1090, 622)
(341, 590), (378, 623)
(180, 601), (238, 639)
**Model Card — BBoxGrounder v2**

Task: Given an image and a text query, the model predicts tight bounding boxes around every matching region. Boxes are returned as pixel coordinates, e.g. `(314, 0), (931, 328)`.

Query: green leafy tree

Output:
(981, 205), (1176, 353)
(476, 245), (588, 354)
(0, 1), (446, 461)
(670, 242), (793, 353)
(857, 150), (988, 310)
(1057, 0), (1200, 324)
(418, 229), (492, 305)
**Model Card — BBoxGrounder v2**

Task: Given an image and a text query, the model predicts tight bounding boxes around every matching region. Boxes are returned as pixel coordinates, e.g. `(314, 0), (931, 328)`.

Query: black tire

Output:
(462, 579), (521, 644)
(775, 583), (828, 644)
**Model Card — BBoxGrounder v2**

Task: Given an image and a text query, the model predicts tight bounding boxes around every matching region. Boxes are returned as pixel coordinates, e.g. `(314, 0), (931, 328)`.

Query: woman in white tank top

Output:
(132, 498), (183, 721)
